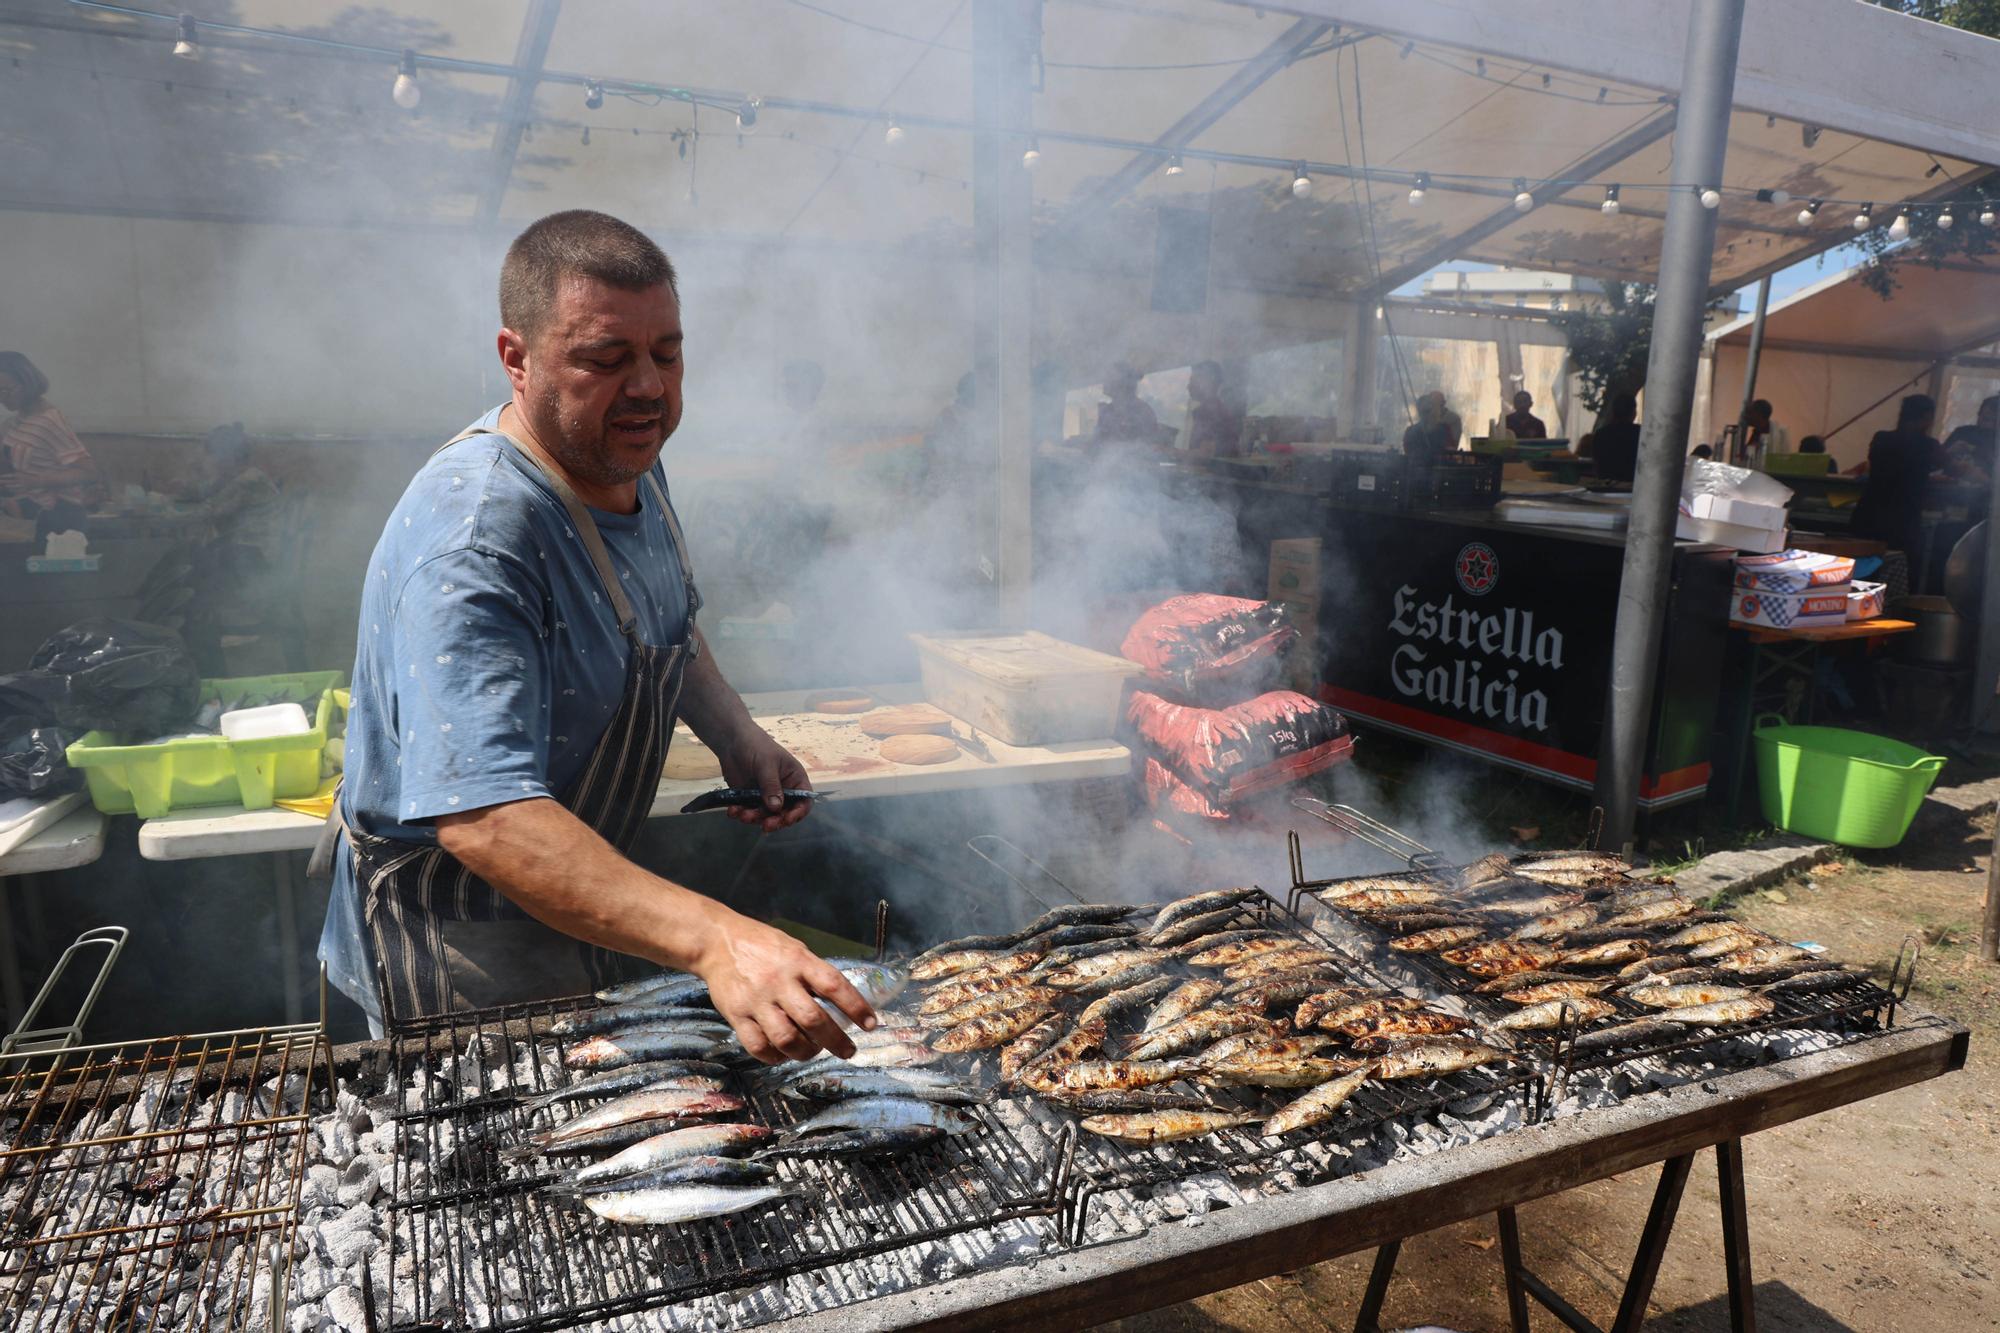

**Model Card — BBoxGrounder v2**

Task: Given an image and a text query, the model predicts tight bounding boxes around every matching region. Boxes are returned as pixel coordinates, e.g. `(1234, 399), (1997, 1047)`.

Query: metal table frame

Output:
(765, 1016), (1966, 1331)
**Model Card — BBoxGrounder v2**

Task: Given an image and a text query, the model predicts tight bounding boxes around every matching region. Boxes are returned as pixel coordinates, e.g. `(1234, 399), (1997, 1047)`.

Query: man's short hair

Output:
(500, 210), (678, 340)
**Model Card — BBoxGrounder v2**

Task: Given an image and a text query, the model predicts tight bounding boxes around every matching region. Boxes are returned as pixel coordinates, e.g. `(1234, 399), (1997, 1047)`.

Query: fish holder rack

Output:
(0, 959), (332, 1332)
(1284, 822), (1927, 1092)
(362, 905), (1085, 1333)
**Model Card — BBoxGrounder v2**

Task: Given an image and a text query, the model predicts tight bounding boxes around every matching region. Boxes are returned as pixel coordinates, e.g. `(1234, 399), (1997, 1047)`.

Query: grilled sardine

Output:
(1129, 1010), (1282, 1062)
(1510, 905), (1600, 941)
(1145, 979), (1226, 1032)
(1371, 1040), (1510, 1079)
(1491, 997), (1615, 1031)
(1075, 975), (1178, 1029)
(1660, 995), (1777, 1025)
(1557, 939), (1651, 967)
(1260, 1067), (1372, 1137)
(1625, 983), (1754, 1010)
(1148, 887), (1263, 936)
(1079, 1109), (1257, 1143)
(1389, 925), (1488, 953)
(1502, 979), (1613, 1006)
(934, 1004), (1058, 1053)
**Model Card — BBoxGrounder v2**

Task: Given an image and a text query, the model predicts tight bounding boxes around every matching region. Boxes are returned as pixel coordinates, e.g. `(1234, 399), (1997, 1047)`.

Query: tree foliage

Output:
(1547, 283), (1656, 414)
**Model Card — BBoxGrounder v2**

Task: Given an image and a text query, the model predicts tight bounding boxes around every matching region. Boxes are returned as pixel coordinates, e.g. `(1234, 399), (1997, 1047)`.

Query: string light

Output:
(391, 50), (421, 110)
(1983, 206), (1997, 228)
(1887, 210), (1910, 241)
(583, 79), (603, 111)
(171, 13), (198, 60)
(735, 97), (759, 129)
(1163, 153), (1184, 177)
(1769, 188), (1792, 206)
(1512, 178), (1532, 211)
(1600, 184), (1620, 216)
(1022, 138), (1041, 171)
(1852, 202), (1875, 231)
(1291, 163), (1312, 198)
(1797, 199), (1822, 226)
(1407, 171), (1429, 206)
(1937, 206), (1954, 230)
(1698, 186), (1721, 209)
(883, 120), (905, 146)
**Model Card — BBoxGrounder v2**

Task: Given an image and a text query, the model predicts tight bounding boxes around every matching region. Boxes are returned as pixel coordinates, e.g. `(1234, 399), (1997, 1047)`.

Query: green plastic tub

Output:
(1753, 719), (1944, 848)
(66, 670), (346, 819)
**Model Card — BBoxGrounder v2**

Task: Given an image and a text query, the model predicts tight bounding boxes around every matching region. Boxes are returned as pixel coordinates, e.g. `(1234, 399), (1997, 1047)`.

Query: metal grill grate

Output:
(0, 1007), (332, 1330)
(369, 993), (1081, 1332)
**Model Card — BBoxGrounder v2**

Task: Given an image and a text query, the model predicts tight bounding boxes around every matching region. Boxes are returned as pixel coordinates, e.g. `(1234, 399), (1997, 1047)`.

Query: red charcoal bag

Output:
(1120, 594), (1298, 700)
(1141, 756), (1231, 823)
(1125, 688), (1352, 805)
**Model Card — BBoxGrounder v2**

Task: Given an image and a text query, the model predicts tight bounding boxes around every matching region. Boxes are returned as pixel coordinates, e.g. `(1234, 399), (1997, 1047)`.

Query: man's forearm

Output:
(436, 797), (723, 971)
(675, 629), (760, 751)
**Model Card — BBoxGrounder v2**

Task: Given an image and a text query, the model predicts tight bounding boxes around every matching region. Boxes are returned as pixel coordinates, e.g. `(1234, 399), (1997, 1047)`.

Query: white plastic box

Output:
(908, 630), (1140, 746)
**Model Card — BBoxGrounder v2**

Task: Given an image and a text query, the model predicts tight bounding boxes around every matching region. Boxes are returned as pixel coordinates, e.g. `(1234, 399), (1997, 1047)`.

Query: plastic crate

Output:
(908, 630), (1139, 746)
(1328, 450), (1503, 510)
(65, 670), (347, 819)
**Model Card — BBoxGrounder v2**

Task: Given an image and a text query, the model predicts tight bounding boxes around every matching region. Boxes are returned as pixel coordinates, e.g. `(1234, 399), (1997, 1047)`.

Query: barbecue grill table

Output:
(0, 801), (107, 1028)
(770, 1014), (1966, 1333)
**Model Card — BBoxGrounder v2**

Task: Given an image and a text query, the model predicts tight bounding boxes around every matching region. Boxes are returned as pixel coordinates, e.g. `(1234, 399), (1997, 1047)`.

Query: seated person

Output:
(1793, 434), (1835, 474)
(1849, 394), (1942, 558)
(1588, 393), (1643, 483)
(0, 351), (103, 535)
(1093, 362), (1163, 447)
(1184, 360), (1247, 459)
(1503, 390), (1548, 439)
(1942, 395), (1997, 485)
(1401, 390), (1456, 463)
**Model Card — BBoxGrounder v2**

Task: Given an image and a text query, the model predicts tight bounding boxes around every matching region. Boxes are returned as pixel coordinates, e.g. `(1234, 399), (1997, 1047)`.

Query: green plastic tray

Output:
(1753, 719), (1944, 849)
(66, 670), (347, 819)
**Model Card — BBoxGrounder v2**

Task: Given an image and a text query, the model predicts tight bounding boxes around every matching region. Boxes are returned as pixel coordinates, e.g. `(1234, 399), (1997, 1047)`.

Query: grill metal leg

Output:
(1716, 1138), (1758, 1333)
(1352, 1240), (1401, 1333)
(1497, 1206), (1532, 1333)
(1611, 1152), (1696, 1333)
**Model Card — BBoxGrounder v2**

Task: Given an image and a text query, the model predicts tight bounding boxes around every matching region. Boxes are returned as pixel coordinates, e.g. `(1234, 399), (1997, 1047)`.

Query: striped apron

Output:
(325, 425), (700, 1023)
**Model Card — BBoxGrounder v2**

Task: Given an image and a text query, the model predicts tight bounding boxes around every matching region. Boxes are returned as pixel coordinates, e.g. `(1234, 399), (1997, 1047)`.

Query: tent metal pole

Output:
(1594, 0), (1747, 853)
(1732, 275), (1772, 463)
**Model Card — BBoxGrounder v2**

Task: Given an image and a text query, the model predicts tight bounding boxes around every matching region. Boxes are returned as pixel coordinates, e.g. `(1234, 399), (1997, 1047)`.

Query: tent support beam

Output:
(1063, 18), (1342, 221)
(1731, 274), (1772, 462)
(476, 0), (563, 223)
(1595, 0), (1746, 854)
(1370, 108), (1679, 296)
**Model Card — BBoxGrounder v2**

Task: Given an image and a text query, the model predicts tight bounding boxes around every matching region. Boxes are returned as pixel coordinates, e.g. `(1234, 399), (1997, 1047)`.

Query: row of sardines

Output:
(496, 958), (999, 1227)
(905, 888), (1524, 1144)
(1316, 850), (1869, 1053)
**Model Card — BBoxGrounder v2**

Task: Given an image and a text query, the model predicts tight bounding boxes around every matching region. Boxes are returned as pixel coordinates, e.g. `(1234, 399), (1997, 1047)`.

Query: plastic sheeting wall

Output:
(1709, 342), (1936, 469)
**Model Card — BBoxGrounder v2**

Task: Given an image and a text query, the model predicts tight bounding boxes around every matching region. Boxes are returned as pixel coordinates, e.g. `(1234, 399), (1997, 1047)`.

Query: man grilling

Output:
(315, 210), (876, 1060)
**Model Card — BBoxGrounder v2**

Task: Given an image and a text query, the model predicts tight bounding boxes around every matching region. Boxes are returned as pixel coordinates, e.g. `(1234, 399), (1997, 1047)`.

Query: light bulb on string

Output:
(1164, 153), (1184, 177)
(172, 13), (199, 59)
(1601, 184), (1621, 216)
(1797, 199), (1821, 226)
(1291, 164), (1312, 198)
(736, 98), (759, 129)
(1983, 206), (1997, 228)
(884, 120), (905, 146)
(583, 80), (603, 111)
(1512, 179), (1532, 211)
(1938, 207), (1955, 230)
(392, 51), (421, 110)
(1853, 202), (1875, 231)
(1407, 171), (1429, 206)
(1770, 188), (1792, 206)
(1887, 210), (1910, 241)
(1022, 139), (1041, 171)
(1698, 186), (1721, 209)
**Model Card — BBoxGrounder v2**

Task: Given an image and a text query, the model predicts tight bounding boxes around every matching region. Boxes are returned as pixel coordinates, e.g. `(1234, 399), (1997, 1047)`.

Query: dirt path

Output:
(1096, 813), (1997, 1333)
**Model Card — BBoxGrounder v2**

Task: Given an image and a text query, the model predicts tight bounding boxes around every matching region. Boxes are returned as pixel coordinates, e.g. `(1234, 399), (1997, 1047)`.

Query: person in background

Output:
(1504, 389), (1548, 440)
(1794, 434), (1835, 474)
(1849, 394), (1942, 559)
(1401, 391), (1453, 463)
(1589, 393), (1643, 484)
(1742, 398), (1787, 458)
(174, 423), (286, 675)
(1942, 395), (1997, 485)
(0, 351), (103, 534)
(1184, 360), (1246, 459)
(1093, 362), (1161, 447)
(1691, 443), (1714, 461)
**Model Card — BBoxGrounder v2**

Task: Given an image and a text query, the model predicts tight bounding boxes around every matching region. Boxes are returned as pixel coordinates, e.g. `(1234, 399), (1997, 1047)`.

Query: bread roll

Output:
(878, 733), (959, 765)
(804, 692), (876, 714)
(857, 704), (957, 738)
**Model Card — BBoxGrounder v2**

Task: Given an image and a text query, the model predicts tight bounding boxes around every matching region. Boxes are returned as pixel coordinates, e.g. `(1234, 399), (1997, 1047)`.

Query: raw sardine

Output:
(550, 1005), (730, 1039)
(519, 1060), (731, 1112)
(563, 1028), (725, 1071)
(523, 1089), (746, 1155)
(580, 1182), (803, 1225)
(559, 1124), (775, 1189)
(781, 1096), (977, 1140)
(551, 1155), (774, 1196)
(756, 1125), (947, 1160)
(595, 972), (713, 1008)
(779, 1068), (986, 1105)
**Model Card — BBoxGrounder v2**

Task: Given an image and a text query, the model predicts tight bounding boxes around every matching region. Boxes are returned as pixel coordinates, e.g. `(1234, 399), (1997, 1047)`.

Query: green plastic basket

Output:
(1753, 718), (1944, 848)
(65, 670), (347, 819)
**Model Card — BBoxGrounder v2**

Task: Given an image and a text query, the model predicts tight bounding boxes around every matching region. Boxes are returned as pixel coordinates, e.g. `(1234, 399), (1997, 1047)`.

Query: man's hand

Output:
(715, 725), (814, 833)
(695, 914), (877, 1063)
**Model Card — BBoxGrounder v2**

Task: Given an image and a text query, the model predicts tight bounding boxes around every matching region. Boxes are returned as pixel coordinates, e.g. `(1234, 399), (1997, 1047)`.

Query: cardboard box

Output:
(1678, 514), (1790, 554)
(1847, 581), (1886, 622)
(1732, 586), (1851, 630)
(1734, 549), (1855, 593)
(1268, 538), (1322, 602)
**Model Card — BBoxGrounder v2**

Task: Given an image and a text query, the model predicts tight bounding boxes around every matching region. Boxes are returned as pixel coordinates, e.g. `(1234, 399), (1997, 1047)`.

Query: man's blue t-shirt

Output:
(317, 407), (692, 1019)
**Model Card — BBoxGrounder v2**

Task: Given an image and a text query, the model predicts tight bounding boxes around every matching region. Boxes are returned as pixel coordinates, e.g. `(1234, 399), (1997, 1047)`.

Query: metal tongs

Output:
(678, 787), (831, 815)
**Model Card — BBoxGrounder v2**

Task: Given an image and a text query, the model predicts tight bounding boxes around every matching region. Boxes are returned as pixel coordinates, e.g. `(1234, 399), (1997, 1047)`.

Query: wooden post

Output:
(1982, 812), (1999, 963)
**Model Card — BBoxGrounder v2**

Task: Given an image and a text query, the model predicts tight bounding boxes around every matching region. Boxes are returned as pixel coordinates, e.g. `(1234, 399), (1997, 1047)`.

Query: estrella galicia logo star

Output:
(1455, 542), (1499, 596)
